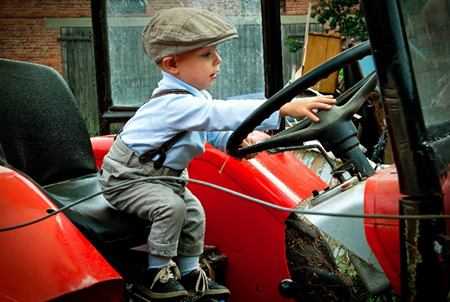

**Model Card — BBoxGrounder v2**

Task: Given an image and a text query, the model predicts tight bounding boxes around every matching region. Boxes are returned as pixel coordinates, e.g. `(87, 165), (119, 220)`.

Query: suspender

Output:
(143, 89), (193, 104)
(137, 89), (193, 169)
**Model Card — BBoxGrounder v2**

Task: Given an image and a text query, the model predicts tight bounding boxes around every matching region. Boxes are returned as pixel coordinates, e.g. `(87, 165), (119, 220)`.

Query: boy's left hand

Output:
(235, 135), (258, 160)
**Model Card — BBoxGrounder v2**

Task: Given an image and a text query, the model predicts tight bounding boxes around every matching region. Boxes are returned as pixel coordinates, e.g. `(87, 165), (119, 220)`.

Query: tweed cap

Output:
(142, 7), (238, 63)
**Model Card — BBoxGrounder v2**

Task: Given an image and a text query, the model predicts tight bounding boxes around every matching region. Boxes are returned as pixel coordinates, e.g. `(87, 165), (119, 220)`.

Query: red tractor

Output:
(0, 0), (449, 301)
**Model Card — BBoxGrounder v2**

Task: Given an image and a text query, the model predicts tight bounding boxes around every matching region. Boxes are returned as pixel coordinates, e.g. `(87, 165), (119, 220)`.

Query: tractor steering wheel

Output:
(226, 41), (374, 158)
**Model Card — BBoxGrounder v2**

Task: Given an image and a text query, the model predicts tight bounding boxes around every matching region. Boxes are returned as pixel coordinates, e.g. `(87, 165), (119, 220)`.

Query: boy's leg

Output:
(176, 181), (204, 275)
(177, 182), (206, 258)
(109, 179), (188, 257)
(106, 179), (190, 299)
(176, 186), (231, 299)
(100, 137), (189, 257)
(177, 255), (200, 276)
(99, 139), (191, 298)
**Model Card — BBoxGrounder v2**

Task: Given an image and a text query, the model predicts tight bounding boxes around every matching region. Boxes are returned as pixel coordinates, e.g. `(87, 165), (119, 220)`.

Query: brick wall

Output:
(1, 0), (310, 75)
(0, 0), (91, 74)
(283, 0), (319, 15)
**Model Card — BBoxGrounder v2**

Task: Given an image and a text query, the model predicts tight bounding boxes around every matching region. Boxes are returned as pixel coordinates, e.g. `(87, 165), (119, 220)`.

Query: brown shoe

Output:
(133, 261), (188, 300)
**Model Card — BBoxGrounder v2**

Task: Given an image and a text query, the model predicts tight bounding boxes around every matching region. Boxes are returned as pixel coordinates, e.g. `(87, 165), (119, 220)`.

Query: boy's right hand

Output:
(279, 95), (336, 122)
(231, 135), (258, 161)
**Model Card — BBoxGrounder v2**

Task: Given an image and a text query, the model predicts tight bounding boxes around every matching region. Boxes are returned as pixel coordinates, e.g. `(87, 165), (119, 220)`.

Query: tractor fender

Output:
(0, 166), (125, 301)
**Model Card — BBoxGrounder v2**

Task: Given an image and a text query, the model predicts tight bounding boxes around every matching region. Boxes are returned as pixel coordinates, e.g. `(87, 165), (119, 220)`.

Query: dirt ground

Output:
(285, 217), (357, 302)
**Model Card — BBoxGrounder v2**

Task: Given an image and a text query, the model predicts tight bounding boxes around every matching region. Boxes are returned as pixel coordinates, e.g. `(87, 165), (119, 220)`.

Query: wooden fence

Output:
(61, 23), (323, 135)
(61, 27), (99, 136)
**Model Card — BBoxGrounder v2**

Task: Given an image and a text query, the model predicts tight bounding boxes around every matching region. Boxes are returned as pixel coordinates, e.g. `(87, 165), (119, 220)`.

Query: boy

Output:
(98, 7), (336, 301)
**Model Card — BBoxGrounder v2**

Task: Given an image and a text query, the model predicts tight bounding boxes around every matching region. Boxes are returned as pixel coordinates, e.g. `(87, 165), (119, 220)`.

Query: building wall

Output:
(284, 0), (319, 15)
(0, 0), (91, 74)
(0, 0), (315, 75)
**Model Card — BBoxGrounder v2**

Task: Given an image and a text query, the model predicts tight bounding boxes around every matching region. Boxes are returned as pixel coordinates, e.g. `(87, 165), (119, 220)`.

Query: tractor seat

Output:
(0, 58), (150, 253)
(44, 173), (151, 252)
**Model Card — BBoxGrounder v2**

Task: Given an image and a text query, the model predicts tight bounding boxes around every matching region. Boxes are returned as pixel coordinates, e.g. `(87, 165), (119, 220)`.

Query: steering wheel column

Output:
(323, 120), (375, 179)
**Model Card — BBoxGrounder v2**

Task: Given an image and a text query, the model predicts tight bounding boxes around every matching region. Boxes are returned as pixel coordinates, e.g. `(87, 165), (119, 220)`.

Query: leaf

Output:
(311, 0), (368, 41)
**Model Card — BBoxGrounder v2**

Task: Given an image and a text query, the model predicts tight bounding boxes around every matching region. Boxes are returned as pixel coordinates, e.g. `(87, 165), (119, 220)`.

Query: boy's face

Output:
(173, 45), (222, 91)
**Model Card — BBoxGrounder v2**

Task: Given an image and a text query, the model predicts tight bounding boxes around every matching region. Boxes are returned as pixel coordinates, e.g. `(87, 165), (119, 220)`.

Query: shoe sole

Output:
(138, 285), (188, 300)
(202, 289), (231, 301)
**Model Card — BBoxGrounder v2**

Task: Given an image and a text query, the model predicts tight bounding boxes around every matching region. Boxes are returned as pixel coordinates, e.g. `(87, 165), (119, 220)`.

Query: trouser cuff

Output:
(178, 239), (204, 256)
(147, 238), (178, 258)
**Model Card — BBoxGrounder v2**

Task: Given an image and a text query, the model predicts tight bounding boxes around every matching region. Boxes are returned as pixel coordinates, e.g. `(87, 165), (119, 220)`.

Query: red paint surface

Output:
(0, 166), (125, 301)
(188, 143), (328, 301)
(91, 135), (115, 169)
(364, 165), (403, 294)
(443, 168), (450, 236)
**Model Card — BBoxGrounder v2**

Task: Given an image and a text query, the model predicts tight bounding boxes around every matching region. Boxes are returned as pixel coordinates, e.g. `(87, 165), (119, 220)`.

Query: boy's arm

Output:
(206, 96), (336, 159)
(206, 131), (232, 153)
(207, 131), (258, 159)
(166, 96), (280, 132)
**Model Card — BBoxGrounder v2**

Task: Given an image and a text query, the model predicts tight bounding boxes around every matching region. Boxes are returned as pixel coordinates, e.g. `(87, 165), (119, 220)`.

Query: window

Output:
(106, 0), (265, 107)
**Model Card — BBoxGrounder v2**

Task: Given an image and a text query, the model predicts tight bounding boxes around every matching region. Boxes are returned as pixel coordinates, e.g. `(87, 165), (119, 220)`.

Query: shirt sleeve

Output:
(165, 95), (280, 132)
(206, 131), (233, 153)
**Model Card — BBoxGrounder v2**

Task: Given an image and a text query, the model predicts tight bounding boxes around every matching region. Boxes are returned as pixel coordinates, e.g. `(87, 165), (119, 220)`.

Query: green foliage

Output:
(285, 35), (304, 53)
(337, 260), (400, 302)
(311, 0), (368, 41)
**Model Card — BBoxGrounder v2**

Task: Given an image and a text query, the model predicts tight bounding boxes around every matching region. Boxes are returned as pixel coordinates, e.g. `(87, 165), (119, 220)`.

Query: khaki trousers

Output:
(98, 136), (205, 257)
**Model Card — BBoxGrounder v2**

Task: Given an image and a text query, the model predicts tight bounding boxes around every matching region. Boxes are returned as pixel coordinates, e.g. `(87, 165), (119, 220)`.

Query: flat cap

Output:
(142, 7), (238, 63)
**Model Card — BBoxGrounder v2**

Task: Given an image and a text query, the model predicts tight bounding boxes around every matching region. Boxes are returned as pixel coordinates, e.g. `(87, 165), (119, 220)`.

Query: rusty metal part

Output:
(200, 258), (215, 281)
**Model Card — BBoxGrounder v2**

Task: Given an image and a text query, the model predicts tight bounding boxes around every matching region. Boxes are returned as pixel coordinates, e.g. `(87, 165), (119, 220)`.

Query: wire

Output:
(1, 175), (450, 233)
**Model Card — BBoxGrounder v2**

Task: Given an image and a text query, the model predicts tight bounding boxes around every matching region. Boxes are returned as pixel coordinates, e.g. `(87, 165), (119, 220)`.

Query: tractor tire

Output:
(285, 215), (357, 302)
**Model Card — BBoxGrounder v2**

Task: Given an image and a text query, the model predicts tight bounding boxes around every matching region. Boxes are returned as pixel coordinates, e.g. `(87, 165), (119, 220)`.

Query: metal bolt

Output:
(208, 253), (217, 261)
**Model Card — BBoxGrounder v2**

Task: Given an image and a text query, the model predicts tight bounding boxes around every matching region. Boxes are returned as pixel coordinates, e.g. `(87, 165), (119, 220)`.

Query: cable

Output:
(1, 175), (450, 233)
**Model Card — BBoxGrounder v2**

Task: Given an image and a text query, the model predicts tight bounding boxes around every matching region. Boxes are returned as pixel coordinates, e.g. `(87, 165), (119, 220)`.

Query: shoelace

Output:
(195, 265), (210, 293)
(151, 261), (181, 289)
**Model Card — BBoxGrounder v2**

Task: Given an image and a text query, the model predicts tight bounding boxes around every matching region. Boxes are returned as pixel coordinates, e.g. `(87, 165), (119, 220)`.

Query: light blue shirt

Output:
(120, 72), (280, 170)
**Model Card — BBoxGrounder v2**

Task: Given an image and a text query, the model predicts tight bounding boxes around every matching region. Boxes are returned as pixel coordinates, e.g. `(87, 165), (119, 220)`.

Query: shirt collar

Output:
(157, 71), (210, 100)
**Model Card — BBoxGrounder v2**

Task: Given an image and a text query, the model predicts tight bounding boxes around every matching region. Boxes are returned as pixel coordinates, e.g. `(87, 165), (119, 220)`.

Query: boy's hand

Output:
(279, 95), (336, 122)
(234, 135), (258, 160)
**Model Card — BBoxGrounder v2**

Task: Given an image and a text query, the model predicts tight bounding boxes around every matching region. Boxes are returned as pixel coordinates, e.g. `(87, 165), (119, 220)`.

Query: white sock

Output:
(177, 255), (200, 276)
(148, 254), (171, 269)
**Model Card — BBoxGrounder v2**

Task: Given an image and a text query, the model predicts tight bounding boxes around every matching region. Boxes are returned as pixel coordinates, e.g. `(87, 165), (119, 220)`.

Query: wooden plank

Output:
(321, 33), (342, 93)
(301, 32), (342, 94)
(282, 23), (306, 85)
(61, 28), (69, 84)
(61, 27), (98, 136)
(282, 23), (324, 86)
(85, 28), (98, 135)
(280, 24), (288, 84)
(75, 28), (85, 129)
(299, 3), (312, 76)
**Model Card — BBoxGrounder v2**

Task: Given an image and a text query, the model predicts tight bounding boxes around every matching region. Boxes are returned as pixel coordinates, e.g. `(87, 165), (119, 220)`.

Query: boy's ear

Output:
(161, 56), (178, 74)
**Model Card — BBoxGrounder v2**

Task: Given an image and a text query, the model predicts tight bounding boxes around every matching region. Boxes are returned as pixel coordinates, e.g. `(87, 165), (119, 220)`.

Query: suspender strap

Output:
(143, 89), (193, 105)
(138, 89), (193, 169)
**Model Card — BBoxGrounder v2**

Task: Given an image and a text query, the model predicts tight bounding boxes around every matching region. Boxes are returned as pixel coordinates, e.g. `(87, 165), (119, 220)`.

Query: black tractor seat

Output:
(44, 172), (151, 253)
(0, 59), (150, 256)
